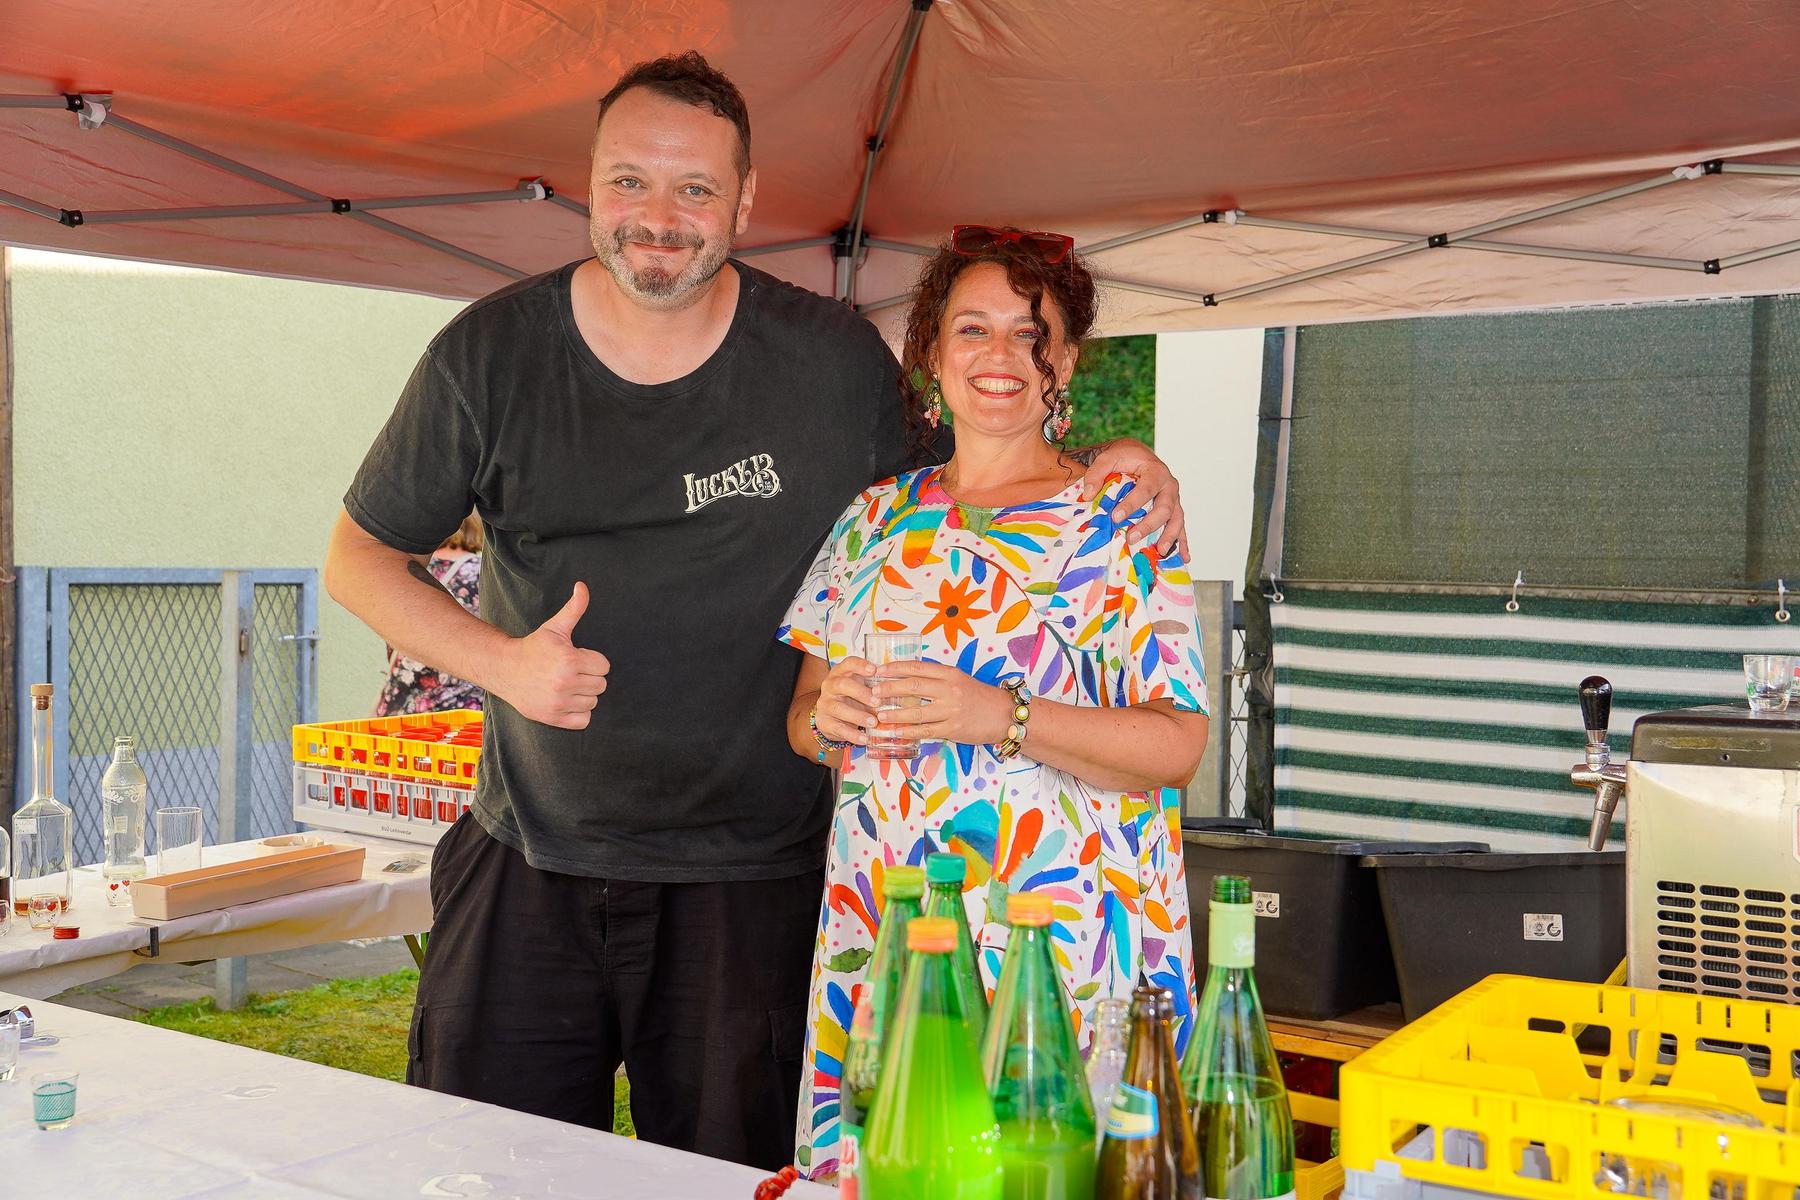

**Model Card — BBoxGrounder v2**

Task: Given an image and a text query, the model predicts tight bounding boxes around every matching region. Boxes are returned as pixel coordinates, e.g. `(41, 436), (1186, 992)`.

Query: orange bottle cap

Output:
(906, 916), (957, 953)
(1007, 892), (1054, 926)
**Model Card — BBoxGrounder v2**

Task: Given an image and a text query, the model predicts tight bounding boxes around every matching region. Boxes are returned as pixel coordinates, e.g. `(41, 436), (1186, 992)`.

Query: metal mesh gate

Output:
(14, 568), (318, 863)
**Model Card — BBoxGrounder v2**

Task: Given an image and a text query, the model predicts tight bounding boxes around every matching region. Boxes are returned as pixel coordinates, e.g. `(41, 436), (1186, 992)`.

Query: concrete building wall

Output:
(10, 248), (463, 722)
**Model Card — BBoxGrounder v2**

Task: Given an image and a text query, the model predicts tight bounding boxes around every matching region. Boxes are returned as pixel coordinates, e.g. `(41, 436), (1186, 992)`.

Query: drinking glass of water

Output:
(31, 1070), (78, 1130)
(1744, 654), (1795, 713)
(865, 633), (924, 760)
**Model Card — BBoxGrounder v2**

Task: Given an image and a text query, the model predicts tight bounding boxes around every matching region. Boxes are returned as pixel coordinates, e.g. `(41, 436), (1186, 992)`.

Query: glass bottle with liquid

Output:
(838, 865), (926, 1197)
(100, 736), (149, 905)
(925, 851), (989, 1029)
(1096, 986), (1201, 1200)
(1180, 875), (1295, 1200)
(982, 890), (1096, 1200)
(861, 916), (1003, 1199)
(12, 684), (74, 916)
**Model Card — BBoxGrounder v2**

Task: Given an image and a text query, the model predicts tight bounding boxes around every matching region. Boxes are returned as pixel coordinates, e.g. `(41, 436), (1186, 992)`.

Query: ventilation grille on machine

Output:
(1654, 881), (1800, 1000)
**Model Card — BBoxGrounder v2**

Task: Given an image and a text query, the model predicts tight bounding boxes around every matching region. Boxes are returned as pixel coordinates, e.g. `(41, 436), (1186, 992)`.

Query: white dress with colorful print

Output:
(777, 466), (1208, 1179)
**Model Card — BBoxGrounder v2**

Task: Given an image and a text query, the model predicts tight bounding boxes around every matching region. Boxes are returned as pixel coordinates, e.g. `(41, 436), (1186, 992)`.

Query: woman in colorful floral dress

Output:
(778, 227), (1210, 1179)
(374, 512), (486, 716)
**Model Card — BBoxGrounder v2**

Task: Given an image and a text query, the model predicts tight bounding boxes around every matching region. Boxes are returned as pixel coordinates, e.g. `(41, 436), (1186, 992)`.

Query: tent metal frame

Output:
(0, 91), (854, 281)
(856, 155), (1800, 316)
(6, 24), (1799, 316)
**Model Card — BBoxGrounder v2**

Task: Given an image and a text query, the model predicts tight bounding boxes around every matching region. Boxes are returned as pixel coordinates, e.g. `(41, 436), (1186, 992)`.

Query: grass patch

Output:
(136, 968), (635, 1136)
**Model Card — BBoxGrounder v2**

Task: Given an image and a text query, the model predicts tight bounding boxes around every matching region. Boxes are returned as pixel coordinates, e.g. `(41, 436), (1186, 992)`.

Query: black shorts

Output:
(406, 813), (822, 1170)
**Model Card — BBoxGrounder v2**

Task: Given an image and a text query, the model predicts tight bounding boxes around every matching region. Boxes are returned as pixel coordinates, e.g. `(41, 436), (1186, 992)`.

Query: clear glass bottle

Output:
(0, 820), (12, 936)
(100, 736), (149, 904)
(12, 684), (74, 915)
(1181, 875), (1295, 1200)
(1087, 997), (1131, 1133)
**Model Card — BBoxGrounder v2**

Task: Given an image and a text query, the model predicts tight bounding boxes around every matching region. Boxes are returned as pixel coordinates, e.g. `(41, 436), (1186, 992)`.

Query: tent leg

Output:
(840, 0), (935, 304)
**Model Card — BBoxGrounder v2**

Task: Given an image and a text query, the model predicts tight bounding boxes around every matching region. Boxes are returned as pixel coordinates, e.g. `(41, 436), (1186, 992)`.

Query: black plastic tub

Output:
(1181, 819), (1487, 1020)
(1361, 849), (1627, 1021)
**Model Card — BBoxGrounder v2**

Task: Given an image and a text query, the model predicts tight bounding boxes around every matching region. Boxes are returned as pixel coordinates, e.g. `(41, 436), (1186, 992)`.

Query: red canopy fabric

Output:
(5, 1), (1800, 332)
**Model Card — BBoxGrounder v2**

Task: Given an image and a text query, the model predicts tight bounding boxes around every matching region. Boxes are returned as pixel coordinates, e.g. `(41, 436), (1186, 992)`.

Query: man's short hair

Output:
(596, 51), (752, 178)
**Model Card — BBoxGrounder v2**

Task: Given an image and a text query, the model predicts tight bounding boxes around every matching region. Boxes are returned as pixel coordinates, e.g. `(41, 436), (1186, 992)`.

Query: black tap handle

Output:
(1579, 676), (1613, 736)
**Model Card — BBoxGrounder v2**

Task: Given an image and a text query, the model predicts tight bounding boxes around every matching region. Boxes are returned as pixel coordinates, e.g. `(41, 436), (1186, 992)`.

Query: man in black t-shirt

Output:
(325, 52), (1189, 1170)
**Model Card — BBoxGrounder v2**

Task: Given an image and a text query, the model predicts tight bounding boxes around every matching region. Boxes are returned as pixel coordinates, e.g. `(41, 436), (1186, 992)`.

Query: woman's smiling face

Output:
(932, 261), (1077, 442)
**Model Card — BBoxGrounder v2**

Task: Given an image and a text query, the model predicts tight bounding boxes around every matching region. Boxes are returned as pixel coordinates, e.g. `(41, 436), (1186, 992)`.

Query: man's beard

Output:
(591, 221), (733, 310)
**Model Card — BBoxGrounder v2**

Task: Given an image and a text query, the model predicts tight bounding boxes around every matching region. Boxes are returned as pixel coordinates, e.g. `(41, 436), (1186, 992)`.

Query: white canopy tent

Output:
(3, 0), (1799, 335)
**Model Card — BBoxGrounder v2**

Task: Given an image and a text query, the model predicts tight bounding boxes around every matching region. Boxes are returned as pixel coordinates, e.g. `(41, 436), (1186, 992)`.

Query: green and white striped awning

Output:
(1272, 587), (1800, 850)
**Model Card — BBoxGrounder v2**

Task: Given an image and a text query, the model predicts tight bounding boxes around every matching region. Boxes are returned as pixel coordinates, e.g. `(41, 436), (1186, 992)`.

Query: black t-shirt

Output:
(345, 258), (914, 880)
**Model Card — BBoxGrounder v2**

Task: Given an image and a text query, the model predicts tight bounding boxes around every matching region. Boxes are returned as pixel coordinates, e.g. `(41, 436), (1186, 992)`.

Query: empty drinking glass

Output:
(0, 1010), (19, 1082)
(1744, 654), (1794, 713)
(155, 806), (204, 875)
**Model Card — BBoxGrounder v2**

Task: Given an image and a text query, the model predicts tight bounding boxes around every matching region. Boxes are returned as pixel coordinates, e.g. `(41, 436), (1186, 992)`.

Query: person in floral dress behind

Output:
(374, 513), (486, 715)
(778, 226), (1210, 1179)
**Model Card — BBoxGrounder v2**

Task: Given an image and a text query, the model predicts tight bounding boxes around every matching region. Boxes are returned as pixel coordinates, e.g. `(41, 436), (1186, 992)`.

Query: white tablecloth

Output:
(0, 991), (830, 1198)
(0, 833), (433, 998)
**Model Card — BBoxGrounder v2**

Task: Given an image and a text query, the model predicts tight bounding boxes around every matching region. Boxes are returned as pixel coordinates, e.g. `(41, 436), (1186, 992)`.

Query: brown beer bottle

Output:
(1095, 986), (1202, 1200)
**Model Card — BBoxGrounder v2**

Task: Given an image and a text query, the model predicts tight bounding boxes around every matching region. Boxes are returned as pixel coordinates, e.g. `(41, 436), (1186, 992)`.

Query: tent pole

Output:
(1717, 237), (1800, 270)
(861, 237), (933, 256)
(547, 193), (590, 219)
(0, 187), (64, 224)
(1081, 212), (1221, 257)
(840, 0), (934, 304)
(0, 96), (70, 109)
(1719, 163), (1800, 177)
(0, 247), (13, 831)
(103, 113), (526, 279)
(1237, 213), (1702, 270)
(1459, 241), (1702, 271)
(1214, 169), (1696, 305)
(79, 183), (554, 226)
(734, 237), (835, 259)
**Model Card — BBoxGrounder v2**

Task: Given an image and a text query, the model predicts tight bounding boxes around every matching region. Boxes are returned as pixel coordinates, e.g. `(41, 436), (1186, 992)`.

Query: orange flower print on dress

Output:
(920, 576), (991, 649)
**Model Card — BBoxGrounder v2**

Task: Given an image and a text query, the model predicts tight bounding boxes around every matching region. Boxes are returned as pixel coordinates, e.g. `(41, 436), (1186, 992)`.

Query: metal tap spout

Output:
(1571, 676), (1629, 850)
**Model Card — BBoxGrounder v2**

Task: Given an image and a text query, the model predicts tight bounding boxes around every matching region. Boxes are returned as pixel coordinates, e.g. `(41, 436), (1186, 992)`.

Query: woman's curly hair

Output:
(897, 232), (1098, 463)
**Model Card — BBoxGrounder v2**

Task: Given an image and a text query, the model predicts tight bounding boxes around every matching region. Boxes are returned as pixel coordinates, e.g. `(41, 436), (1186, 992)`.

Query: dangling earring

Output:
(923, 378), (944, 429)
(1042, 386), (1073, 443)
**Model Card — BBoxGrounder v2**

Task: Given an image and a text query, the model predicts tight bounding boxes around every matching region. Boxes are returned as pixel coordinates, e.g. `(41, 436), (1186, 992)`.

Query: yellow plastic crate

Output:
(1341, 975), (1800, 1200)
(291, 710), (483, 786)
(1294, 1087), (1346, 1200)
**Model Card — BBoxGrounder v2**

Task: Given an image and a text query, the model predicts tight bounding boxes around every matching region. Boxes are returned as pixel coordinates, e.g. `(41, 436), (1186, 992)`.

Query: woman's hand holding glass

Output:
(816, 657), (880, 747)
(869, 662), (1014, 747)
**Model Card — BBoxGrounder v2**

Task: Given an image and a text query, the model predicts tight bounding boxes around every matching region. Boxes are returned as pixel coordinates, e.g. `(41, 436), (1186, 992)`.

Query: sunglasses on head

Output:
(950, 224), (1075, 265)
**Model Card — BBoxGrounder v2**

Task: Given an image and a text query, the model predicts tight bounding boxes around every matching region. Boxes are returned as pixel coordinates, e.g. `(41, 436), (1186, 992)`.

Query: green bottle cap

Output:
(882, 865), (925, 899)
(925, 852), (966, 885)
(1212, 873), (1251, 904)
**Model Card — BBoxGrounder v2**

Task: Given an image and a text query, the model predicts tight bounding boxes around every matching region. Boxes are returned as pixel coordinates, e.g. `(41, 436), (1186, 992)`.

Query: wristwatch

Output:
(993, 677), (1032, 760)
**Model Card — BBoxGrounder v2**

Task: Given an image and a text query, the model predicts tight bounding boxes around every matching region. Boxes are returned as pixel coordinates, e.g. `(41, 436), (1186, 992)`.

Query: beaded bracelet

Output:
(809, 707), (849, 763)
(993, 677), (1032, 760)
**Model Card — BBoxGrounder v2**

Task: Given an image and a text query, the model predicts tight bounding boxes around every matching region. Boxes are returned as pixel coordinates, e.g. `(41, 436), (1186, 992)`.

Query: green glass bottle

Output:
(981, 891), (1097, 1200)
(838, 865), (926, 1197)
(926, 851), (990, 1028)
(1096, 986), (1202, 1200)
(1181, 875), (1295, 1200)
(862, 916), (1004, 1200)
